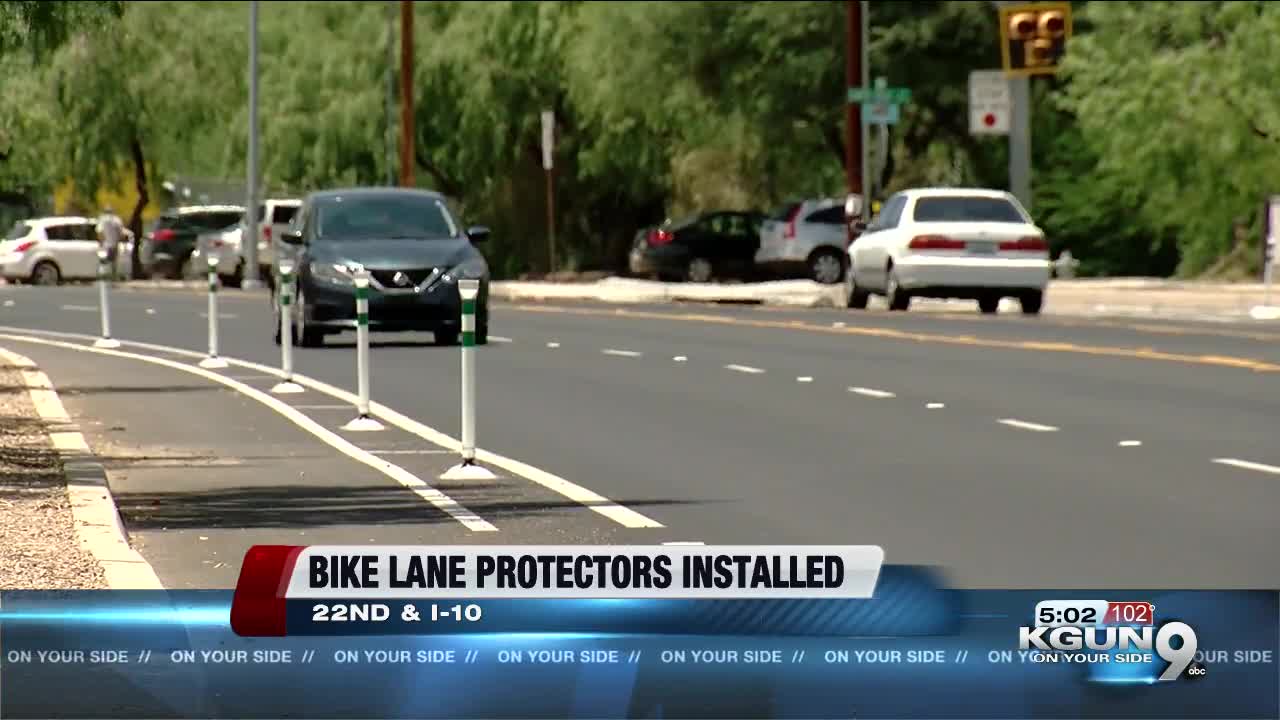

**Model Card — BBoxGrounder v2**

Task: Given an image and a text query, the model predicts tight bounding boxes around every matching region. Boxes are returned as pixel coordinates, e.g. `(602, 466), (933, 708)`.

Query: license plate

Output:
(967, 243), (997, 255)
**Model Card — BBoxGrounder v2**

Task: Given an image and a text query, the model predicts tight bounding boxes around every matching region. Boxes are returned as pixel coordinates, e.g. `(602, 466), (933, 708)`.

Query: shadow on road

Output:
(321, 339), (487, 350)
(0, 413), (63, 498)
(112, 483), (713, 530)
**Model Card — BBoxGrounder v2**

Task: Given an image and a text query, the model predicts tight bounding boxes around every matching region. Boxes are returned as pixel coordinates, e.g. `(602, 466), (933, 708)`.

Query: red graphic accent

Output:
(230, 545), (306, 637)
(983, 113), (997, 127)
(1105, 601), (1154, 626)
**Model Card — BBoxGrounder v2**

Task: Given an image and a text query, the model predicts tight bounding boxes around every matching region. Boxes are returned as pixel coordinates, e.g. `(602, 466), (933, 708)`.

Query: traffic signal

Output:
(999, 3), (1072, 76)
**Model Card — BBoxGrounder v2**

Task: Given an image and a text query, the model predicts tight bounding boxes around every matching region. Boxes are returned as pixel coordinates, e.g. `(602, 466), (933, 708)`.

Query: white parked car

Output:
(755, 197), (856, 284)
(1, 216), (104, 285)
(248, 198), (302, 284)
(845, 188), (1050, 314)
(189, 223), (245, 285)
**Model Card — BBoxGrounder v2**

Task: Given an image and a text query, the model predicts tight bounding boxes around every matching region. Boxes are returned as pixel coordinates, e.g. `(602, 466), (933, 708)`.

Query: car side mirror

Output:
(280, 229), (304, 245)
(466, 225), (490, 243)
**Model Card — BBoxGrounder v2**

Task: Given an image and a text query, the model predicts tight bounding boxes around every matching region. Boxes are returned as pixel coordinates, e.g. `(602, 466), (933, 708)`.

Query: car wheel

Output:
(435, 329), (460, 346)
(30, 261), (60, 286)
(686, 257), (714, 283)
(223, 263), (244, 289)
(810, 249), (845, 285)
(978, 295), (1001, 315)
(1020, 290), (1044, 316)
(885, 269), (911, 311)
(294, 286), (324, 347)
(845, 267), (869, 310)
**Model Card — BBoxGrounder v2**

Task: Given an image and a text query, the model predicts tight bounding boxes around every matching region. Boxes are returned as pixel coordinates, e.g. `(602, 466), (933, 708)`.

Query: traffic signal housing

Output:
(999, 3), (1072, 76)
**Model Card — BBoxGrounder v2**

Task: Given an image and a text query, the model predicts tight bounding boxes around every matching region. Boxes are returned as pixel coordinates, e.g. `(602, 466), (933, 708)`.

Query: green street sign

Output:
(846, 86), (912, 105)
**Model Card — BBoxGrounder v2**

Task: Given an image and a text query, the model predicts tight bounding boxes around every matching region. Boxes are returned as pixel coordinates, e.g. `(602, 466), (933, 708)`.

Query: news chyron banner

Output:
(0, 545), (1274, 720)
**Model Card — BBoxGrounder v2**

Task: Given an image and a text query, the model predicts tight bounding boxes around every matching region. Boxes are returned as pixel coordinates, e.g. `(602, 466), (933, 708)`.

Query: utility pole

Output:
(242, 0), (261, 291)
(859, 0), (871, 223)
(995, 0), (1032, 211)
(845, 0), (864, 227)
(385, 1), (396, 187)
(398, 0), (414, 187)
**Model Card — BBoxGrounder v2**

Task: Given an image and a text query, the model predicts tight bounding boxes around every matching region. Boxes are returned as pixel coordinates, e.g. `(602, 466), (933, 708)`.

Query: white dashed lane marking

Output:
(490, 335), (513, 343)
(673, 356), (688, 363)
(1118, 440), (1142, 447)
(725, 364), (765, 374)
(546, 342), (560, 348)
(601, 348), (642, 358)
(926, 402), (945, 409)
(1212, 458), (1280, 475)
(997, 418), (1059, 433)
(848, 387), (895, 399)
(60, 304), (97, 312)
(796, 376), (813, 383)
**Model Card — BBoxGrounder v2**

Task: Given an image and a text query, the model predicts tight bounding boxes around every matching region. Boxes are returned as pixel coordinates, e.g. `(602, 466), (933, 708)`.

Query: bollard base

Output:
(270, 380), (305, 394)
(198, 356), (229, 369)
(93, 338), (121, 349)
(441, 461), (497, 481)
(1249, 305), (1280, 321)
(341, 415), (385, 432)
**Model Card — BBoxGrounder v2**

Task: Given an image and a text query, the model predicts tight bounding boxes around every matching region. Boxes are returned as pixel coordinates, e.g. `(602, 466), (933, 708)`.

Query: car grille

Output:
(371, 268), (439, 288)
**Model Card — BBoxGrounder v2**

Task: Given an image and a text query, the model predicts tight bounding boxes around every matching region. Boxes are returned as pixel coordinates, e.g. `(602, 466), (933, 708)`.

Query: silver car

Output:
(754, 198), (855, 284)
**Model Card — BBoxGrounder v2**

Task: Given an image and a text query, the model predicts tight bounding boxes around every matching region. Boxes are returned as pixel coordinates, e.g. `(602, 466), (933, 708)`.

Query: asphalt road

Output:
(2, 284), (1277, 589)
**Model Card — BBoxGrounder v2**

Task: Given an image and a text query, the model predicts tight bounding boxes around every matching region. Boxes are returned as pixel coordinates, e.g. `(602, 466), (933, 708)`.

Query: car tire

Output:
(885, 269), (911, 311)
(809, 249), (846, 285)
(30, 261), (60, 286)
(223, 263), (244, 289)
(978, 295), (1001, 314)
(294, 287), (324, 347)
(845, 268), (869, 310)
(1020, 290), (1044, 316)
(686, 257), (714, 283)
(435, 329), (460, 346)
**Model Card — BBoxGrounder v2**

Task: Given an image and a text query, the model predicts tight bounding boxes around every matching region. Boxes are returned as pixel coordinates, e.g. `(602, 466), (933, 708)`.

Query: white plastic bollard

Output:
(199, 255), (228, 368)
(270, 263), (304, 394)
(341, 268), (383, 431)
(441, 278), (495, 480)
(93, 248), (120, 348)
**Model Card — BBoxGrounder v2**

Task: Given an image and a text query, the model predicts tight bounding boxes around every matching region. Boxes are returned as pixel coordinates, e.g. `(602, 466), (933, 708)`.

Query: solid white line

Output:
(490, 336), (513, 343)
(0, 347), (164, 590)
(796, 376), (814, 383)
(725, 364), (765, 374)
(848, 386), (895, 399)
(601, 348), (642, 358)
(1212, 458), (1280, 475)
(0, 325), (664, 530)
(926, 402), (945, 409)
(1118, 440), (1142, 447)
(0, 334), (497, 532)
(60, 304), (97, 312)
(997, 418), (1060, 433)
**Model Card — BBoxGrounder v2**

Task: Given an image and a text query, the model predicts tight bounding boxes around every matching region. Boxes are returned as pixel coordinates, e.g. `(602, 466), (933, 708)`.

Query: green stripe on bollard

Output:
(461, 298), (476, 316)
(356, 286), (369, 301)
(209, 277), (218, 292)
(461, 331), (475, 347)
(357, 312), (369, 325)
(281, 294), (291, 306)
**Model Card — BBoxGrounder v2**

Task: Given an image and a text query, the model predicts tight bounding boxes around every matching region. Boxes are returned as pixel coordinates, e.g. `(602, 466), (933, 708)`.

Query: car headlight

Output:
(442, 257), (488, 283)
(310, 262), (355, 286)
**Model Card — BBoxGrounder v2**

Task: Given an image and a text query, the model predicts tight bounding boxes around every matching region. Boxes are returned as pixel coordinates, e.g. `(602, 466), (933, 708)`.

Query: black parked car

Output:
(271, 187), (491, 347)
(142, 205), (246, 279)
(630, 210), (766, 282)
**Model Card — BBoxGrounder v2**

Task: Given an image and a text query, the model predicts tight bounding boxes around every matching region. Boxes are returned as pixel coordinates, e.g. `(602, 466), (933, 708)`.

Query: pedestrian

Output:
(96, 206), (125, 281)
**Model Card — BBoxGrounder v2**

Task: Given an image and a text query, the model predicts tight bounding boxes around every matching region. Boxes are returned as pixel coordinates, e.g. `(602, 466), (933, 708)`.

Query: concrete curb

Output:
(0, 347), (164, 590)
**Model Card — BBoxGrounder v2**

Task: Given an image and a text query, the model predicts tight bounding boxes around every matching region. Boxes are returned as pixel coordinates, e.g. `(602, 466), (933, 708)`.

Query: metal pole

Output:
(859, 2), (872, 223)
(459, 278), (479, 464)
(242, 0), (261, 290)
(386, 0), (396, 187)
(546, 167), (556, 273)
(342, 269), (384, 431)
(399, 0), (414, 187)
(271, 265), (304, 394)
(994, 0), (1032, 210)
(845, 0), (864, 240)
(199, 256), (228, 368)
(93, 249), (120, 349)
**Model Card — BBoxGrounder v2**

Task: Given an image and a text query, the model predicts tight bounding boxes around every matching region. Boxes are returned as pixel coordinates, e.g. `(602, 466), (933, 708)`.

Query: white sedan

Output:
(845, 188), (1050, 315)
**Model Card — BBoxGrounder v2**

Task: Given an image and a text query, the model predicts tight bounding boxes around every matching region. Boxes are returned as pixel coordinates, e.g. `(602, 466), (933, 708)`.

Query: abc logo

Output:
(1183, 661), (1208, 680)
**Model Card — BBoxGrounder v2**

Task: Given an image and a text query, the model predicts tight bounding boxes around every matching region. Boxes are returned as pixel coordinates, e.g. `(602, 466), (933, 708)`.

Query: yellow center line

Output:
(503, 303), (1280, 373)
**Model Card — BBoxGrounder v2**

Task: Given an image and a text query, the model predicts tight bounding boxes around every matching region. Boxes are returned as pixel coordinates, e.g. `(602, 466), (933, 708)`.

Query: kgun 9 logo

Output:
(1019, 621), (1204, 681)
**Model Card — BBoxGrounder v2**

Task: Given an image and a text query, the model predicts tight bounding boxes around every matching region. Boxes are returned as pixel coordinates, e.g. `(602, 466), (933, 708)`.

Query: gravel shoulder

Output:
(0, 362), (107, 590)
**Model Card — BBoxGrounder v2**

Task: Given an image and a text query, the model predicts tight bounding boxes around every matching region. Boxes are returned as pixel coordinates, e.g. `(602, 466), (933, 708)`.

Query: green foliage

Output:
(3, 0), (1277, 278)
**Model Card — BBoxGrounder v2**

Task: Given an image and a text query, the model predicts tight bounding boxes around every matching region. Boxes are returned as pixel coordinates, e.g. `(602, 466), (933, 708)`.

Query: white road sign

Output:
(541, 110), (555, 170)
(969, 70), (1011, 136)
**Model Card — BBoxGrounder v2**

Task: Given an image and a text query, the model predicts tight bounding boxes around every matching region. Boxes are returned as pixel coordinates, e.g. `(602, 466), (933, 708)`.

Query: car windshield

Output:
(184, 211), (245, 230)
(315, 194), (459, 240)
(912, 196), (1026, 223)
(5, 222), (31, 240)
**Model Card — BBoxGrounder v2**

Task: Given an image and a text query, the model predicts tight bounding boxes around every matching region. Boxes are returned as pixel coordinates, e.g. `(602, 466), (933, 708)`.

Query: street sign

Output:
(864, 102), (900, 126)
(969, 70), (1011, 135)
(541, 110), (554, 170)
(847, 86), (911, 105)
